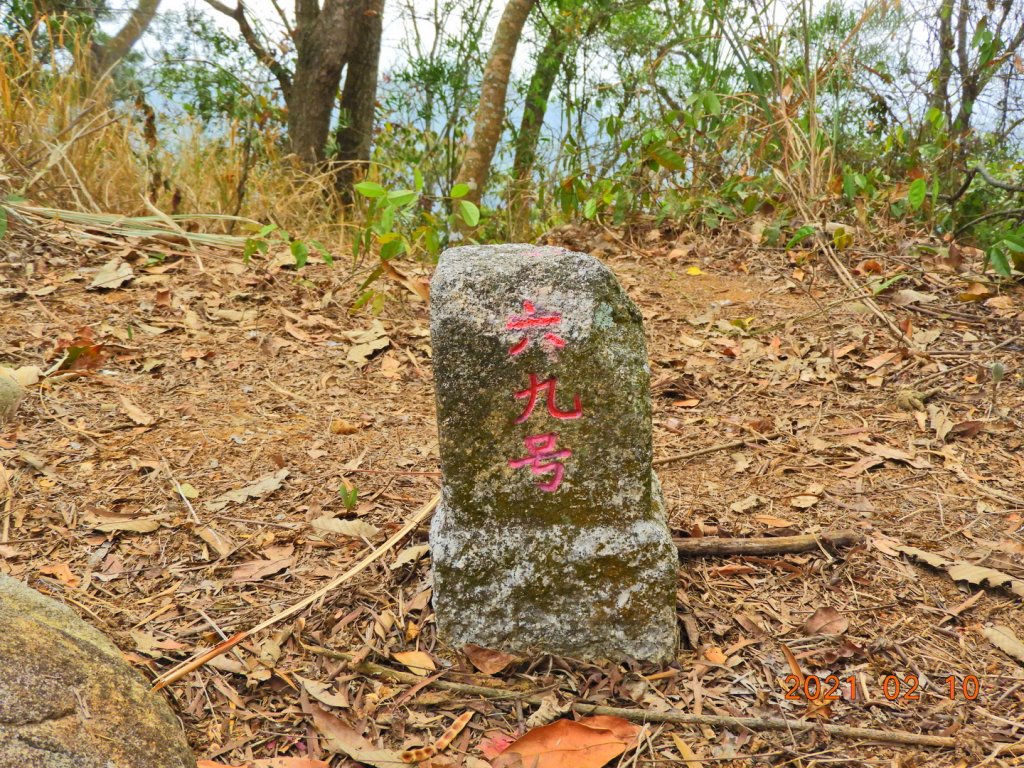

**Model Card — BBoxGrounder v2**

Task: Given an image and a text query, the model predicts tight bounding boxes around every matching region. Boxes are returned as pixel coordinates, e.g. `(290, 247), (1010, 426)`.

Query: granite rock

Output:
(429, 244), (678, 662)
(0, 573), (196, 768)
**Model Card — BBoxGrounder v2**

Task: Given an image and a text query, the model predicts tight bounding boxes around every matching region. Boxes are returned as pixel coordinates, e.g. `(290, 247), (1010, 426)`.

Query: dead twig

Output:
(302, 645), (957, 749)
(675, 529), (863, 557)
(151, 492), (440, 691)
(655, 432), (781, 466)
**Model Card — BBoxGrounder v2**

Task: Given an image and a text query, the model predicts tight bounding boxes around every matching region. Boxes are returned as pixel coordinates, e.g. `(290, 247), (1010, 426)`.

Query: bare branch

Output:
(90, 0), (161, 73)
(202, 0), (293, 95)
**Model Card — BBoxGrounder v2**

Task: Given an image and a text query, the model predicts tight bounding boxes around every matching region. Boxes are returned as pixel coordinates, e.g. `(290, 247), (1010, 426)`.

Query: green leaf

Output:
(450, 183), (470, 199)
(0, 206), (7, 240)
(413, 168), (424, 192)
(702, 91), (722, 116)
(583, 197), (598, 220)
(459, 200), (480, 227)
(355, 181), (386, 198)
(786, 225), (816, 249)
(387, 189), (418, 207)
(310, 239), (333, 266)
(290, 240), (309, 268)
(257, 222), (277, 237)
(907, 178), (927, 211)
(649, 144), (686, 171)
(987, 246), (1012, 277)
(380, 238), (406, 261)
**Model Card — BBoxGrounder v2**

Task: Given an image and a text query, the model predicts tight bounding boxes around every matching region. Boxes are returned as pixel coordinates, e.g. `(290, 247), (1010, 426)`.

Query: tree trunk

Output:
(89, 0), (161, 74)
(928, 0), (955, 128)
(509, 22), (568, 235)
(335, 0), (385, 198)
(453, 0), (537, 209)
(288, 0), (354, 164)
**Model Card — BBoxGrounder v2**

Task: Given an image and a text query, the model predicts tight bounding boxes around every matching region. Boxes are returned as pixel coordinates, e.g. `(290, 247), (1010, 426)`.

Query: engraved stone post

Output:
(429, 245), (678, 662)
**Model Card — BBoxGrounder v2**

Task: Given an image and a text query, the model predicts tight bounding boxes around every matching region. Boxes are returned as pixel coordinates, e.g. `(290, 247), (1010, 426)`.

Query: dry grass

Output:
(1, 19), (351, 251)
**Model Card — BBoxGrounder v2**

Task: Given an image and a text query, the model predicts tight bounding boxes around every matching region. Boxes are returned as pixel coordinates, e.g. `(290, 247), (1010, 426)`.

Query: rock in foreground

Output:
(429, 244), (678, 662)
(0, 573), (196, 768)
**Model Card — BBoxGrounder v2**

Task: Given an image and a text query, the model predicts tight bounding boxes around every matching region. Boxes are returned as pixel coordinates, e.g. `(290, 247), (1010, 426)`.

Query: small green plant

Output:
(242, 223), (333, 268)
(338, 481), (359, 511)
(349, 172), (480, 307)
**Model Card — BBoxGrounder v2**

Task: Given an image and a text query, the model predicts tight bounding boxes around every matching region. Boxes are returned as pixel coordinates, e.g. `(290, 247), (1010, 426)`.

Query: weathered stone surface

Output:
(429, 244), (678, 662)
(0, 573), (196, 768)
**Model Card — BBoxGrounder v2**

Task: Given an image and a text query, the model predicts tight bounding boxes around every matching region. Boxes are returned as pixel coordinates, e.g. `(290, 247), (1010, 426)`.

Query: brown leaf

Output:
(754, 514), (795, 528)
(252, 759), (330, 768)
(309, 704), (404, 767)
(231, 557), (294, 581)
(38, 563), (80, 588)
(195, 524), (236, 558)
(392, 650), (437, 675)
(703, 646), (727, 664)
(463, 643), (519, 675)
(803, 607), (849, 636)
(983, 625), (1024, 665)
(492, 717), (640, 768)
(950, 420), (985, 439)
(206, 469), (289, 512)
(117, 397), (153, 428)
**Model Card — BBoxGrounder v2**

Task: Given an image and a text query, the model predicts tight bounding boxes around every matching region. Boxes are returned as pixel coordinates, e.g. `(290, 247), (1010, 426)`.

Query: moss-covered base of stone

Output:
(429, 498), (678, 663)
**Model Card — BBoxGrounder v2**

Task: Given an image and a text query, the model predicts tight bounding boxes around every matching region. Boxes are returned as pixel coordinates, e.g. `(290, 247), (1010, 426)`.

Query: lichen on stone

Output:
(429, 244), (678, 662)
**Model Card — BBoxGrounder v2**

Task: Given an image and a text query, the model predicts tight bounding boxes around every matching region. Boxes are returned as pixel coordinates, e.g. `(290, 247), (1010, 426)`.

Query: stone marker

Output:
(429, 244), (678, 662)
(0, 573), (196, 768)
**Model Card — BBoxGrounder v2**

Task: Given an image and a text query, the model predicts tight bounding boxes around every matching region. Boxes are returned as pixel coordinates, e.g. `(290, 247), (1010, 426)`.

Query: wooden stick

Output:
(655, 432), (781, 467)
(303, 645), (956, 749)
(675, 529), (864, 557)
(150, 493), (440, 691)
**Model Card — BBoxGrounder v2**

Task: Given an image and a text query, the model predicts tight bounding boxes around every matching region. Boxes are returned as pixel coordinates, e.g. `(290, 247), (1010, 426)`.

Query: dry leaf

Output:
(252, 759), (330, 768)
(118, 395), (155, 426)
(330, 418), (359, 435)
(231, 557), (294, 581)
(671, 734), (701, 768)
(983, 625), (1024, 665)
(729, 495), (762, 513)
(392, 650), (436, 676)
(891, 289), (937, 306)
(310, 704), (404, 767)
(463, 643), (519, 675)
(492, 717), (640, 768)
(197, 761), (247, 768)
(928, 405), (953, 442)
(803, 606), (849, 635)
(296, 674), (349, 709)
(345, 320), (391, 366)
(479, 732), (517, 760)
(946, 563), (1024, 598)
(206, 469), (289, 512)
(311, 517), (379, 539)
(39, 563), (80, 588)
(391, 543), (430, 570)
(195, 524), (236, 558)
(703, 646), (727, 664)
(92, 516), (162, 533)
(790, 494), (819, 509)
(88, 258), (134, 290)
(525, 694), (570, 728)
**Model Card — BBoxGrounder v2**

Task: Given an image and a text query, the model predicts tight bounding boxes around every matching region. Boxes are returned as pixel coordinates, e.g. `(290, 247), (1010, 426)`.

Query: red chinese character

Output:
(506, 300), (567, 355)
(513, 374), (582, 424)
(509, 433), (572, 492)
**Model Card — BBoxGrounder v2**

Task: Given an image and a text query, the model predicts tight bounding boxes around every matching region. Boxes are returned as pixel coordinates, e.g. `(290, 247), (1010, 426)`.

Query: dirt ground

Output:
(1, 220), (1023, 767)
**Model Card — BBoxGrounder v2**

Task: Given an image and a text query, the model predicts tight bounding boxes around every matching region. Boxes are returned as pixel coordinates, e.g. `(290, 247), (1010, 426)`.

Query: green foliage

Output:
(242, 223), (331, 268)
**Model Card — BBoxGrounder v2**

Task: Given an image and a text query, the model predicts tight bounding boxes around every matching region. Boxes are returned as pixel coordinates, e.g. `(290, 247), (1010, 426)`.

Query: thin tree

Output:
(454, 0), (538, 208)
